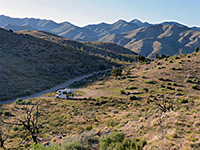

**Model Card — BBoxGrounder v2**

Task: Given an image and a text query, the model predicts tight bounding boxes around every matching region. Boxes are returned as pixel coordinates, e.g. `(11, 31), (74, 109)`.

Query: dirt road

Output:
(0, 69), (111, 105)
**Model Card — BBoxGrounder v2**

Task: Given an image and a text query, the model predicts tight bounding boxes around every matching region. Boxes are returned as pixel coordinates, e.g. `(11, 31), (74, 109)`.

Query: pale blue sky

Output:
(0, 0), (199, 27)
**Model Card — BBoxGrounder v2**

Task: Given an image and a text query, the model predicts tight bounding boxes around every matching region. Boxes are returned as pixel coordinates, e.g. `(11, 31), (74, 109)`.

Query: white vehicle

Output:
(56, 89), (74, 99)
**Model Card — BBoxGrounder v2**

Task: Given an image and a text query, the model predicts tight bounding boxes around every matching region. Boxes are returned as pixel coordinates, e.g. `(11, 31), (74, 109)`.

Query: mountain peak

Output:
(116, 19), (127, 23)
(130, 19), (142, 24)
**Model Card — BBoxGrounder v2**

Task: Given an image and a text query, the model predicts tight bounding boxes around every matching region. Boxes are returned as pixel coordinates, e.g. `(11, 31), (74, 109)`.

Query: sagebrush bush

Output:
(158, 77), (163, 81)
(120, 90), (126, 95)
(99, 131), (147, 150)
(145, 80), (156, 84)
(129, 95), (138, 100)
(191, 84), (198, 90)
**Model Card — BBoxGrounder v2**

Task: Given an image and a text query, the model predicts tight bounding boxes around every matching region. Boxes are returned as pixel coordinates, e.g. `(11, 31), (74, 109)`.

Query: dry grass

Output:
(1, 52), (200, 149)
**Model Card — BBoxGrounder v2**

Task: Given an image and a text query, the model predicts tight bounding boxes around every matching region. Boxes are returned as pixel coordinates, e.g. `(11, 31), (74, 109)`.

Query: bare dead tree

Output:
(17, 104), (40, 144)
(0, 118), (10, 149)
(154, 99), (174, 113)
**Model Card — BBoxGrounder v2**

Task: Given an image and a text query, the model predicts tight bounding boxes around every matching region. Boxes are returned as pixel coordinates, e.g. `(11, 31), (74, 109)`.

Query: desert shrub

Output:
(168, 60), (173, 63)
(191, 84), (198, 90)
(178, 99), (188, 104)
(184, 78), (192, 83)
(62, 141), (87, 150)
(174, 122), (186, 127)
(145, 80), (156, 84)
(156, 62), (161, 65)
(126, 86), (137, 90)
(31, 143), (60, 150)
(15, 98), (32, 105)
(141, 88), (148, 92)
(99, 131), (146, 150)
(77, 126), (85, 135)
(80, 130), (97, 145)
(15, 98), (24, 104)
(194, 46), (199, 53)
(170, 67), (176, 70)
(173, 55), (178, 59)
(192, 78), (199, 83)
(120, 90), (126, 95)
(111, 109), (119, 114)
(158, 77), (164, 81)
(2, 111), (11, 116)
(129, 95), (138, 100)
(85, 125), (93, 131)
(105, 120), (119, 127)
(165, 86), (174, 90)
(190, 143), (200, 149)
(111, 68), (122, 79)
(12, 125), (19, 131)
(138, 55), (146, 62)
(195, 122), (200, 127)
(171, 82), (177, 86)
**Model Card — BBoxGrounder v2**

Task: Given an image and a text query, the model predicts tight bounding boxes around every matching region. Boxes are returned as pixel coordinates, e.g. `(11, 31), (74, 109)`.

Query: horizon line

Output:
(0, 14), (199, 28)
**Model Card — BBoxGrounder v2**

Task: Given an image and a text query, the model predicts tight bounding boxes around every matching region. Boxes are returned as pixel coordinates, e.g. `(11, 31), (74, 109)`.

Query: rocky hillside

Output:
(102, 24), (200, 57)
(0, 28), (137, 101)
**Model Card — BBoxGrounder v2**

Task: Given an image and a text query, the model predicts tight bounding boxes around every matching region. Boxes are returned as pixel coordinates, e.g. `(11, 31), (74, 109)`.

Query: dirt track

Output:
(0, 69), (111, 105)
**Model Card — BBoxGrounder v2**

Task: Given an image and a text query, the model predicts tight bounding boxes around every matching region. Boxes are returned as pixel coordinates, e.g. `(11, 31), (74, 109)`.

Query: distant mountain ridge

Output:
(1, 15), (200, 57)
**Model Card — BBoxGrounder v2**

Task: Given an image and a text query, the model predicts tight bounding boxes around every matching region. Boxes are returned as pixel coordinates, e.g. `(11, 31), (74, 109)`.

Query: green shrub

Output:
(195, 122), (200, 127)
(62, 141), (87, 150)
(126, 86), (137, 90)
(105, 120), (119, 127)
(158, 77), (163, 81)
(99, 131), (146, 150)
(178, 99), (188, 104)
(15, 98), (32, 105)
(170, 67), (176, 70)
(77, 126), (85, 135)
(184, 78), (192, 83)
(194, 46), (199, 53)
(165, 86), (174, 90)
(168, 60), (173, 63)
(156, 62), (161, 65)
(145, 80), (157, 84)
(141, 88), (148, 92)
(129, 95), (138, 100)
(191, 84), (198, 90)
(138, 55), (146, 62)
(85, 125), (93, 131)
(31, 143), (60, 150)
(171, 82), (177, 86)
(111, 68), (122, 78)
(120, 90), (126, 95)
(15, 98), (23, 104)
(12, 125), (19, 131)
(173, 55), (178, 59)
(3, 111), (11, 116)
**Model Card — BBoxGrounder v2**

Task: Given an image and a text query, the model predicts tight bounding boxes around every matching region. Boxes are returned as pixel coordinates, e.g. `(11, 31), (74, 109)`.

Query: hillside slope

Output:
(1, 52), (200, 150)
(0, 28), (137, 101)
(100, 24), (200, 57)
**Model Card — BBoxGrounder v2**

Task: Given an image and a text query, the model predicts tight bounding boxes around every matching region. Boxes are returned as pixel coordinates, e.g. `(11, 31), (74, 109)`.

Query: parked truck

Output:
(56, 89), (74, 99)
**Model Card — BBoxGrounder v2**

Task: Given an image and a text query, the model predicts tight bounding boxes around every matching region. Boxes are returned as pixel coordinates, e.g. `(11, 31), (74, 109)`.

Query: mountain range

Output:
(0, 15), (200, 57)
(0, 28), (137, 100)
